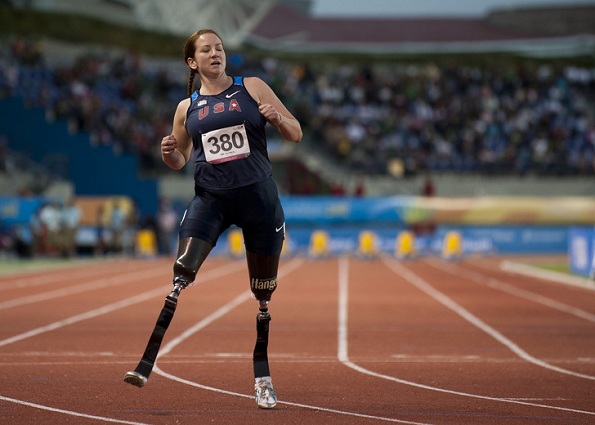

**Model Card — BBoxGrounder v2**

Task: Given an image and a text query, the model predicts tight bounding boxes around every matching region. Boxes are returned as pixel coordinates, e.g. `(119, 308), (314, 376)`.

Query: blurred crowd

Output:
(9, 198), (82, 258)
(1, 36), (594, 187)
(309, 62), (595, 177)
(0, 193), (184, 259)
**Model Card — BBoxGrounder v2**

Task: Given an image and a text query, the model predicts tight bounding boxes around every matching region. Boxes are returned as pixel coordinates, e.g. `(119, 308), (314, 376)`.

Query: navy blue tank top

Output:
(185, 76), (272, 190)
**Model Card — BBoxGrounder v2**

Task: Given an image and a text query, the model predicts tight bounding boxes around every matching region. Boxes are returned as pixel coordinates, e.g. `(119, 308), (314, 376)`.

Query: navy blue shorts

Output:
(179, 177), (285, 256)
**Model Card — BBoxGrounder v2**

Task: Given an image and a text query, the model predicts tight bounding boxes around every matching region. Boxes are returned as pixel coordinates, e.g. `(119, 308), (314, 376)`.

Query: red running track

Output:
(0, 254), (594, 424)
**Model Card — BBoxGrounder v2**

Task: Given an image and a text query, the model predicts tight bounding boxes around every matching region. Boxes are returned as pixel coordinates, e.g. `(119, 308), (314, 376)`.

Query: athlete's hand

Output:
(161, 134), (178, 156)
(258, 102), (283, 126)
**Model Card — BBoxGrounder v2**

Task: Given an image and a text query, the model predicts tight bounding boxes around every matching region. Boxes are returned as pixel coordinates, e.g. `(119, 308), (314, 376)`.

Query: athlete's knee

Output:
(173, 237), (213, 286)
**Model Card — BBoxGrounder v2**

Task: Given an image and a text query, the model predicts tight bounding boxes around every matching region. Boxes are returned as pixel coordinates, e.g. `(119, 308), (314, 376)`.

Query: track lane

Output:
(0, 255), (593, 424)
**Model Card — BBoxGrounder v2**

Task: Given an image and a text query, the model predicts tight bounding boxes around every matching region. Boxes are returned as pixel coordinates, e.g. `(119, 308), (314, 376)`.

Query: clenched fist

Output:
(161, 134), (178, 156)
(258, 102), (283, 127)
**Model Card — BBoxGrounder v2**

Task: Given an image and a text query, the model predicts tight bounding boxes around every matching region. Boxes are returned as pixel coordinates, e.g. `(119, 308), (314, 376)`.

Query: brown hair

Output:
(183, 29), (223, 97)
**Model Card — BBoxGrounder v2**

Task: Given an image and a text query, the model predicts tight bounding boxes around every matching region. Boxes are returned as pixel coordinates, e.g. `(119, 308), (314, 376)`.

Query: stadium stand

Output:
(2, 33), (593, 186)
(2, 2), (594, 183)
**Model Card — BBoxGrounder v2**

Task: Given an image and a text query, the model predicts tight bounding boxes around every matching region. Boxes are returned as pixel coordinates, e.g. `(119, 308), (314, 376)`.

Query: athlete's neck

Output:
(199, 75), (232, 96)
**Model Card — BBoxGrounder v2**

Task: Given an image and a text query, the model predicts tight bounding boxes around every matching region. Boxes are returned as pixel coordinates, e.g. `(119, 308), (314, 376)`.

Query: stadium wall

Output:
(0, 97), (158, 217)
(207, 195), (595, 258)
(2, 194), (593, 260)
(159, 172), (595, 200)
(158, 177), (594, 258)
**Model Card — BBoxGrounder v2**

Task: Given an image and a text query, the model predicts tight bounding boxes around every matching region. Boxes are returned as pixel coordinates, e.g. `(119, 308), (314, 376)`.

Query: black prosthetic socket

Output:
(246, 251), (280, 302)
(253, 300), (272, 378)
(173, 237), (213, 286)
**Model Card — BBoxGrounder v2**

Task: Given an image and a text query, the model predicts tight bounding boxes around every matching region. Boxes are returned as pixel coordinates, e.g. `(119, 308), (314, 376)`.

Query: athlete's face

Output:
(189, 32), (226, 77)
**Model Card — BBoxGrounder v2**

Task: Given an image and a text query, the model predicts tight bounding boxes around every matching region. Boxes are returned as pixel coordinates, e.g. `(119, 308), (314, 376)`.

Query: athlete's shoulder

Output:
(174, 97), (192, 121)
(242, 77), (272, 102)
(176, 96), (191, 111)
(232, 76), (263, 104)
(243, 76), (266, 87)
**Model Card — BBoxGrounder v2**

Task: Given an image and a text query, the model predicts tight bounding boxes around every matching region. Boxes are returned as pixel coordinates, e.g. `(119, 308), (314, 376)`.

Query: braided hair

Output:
(183, 29), (223, 97)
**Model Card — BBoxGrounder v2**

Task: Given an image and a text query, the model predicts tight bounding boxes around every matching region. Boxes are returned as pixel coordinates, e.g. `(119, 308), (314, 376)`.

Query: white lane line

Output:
(0, 261), (246, 348)
(428, 259), (595, 323)
(384, 258), (595, 381)
(154, 367), (431, 425)
(337, 256), (349, 363)
(0, 262), (99, 290)
(334, 256), (595, 417)
(157, 290), (252, 359)
(0, 395), (150, 425)
(0, 265), (168, 311)
(0, 286), (169, 348)
(500, 261), (595, 291)
(154, 258), (430, 424)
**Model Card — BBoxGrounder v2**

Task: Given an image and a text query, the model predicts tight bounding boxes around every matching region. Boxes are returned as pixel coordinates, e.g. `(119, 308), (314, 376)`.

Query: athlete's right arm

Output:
(161, 98), (193, 171)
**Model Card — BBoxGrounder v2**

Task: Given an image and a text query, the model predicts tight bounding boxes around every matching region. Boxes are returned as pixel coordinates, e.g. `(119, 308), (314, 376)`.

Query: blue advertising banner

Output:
(0, 195), (581, 257)
(437, 225), (568, 255)
(280, 196), (413, 224)
(211, 224), (565, 257)
(0, 197), (45, 228)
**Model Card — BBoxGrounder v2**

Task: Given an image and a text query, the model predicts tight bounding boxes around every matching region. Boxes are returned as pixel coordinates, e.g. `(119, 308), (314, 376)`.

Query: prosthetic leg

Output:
(123, 238), (212, 387)
(246, 251), (280, 409)
(123, 281), (185, 387)
(253, 300), (271, 378)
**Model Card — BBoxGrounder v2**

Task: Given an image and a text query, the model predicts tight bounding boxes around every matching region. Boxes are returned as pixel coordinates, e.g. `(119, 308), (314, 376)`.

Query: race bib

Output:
(201, 124), (250, 164)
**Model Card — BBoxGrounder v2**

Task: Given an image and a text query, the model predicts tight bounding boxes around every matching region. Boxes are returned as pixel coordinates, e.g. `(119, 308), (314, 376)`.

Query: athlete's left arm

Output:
(244, 77), (302, 143)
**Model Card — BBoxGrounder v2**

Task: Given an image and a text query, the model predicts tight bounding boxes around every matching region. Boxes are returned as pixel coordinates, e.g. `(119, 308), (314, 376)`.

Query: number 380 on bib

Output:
(201, 124), (251, 164)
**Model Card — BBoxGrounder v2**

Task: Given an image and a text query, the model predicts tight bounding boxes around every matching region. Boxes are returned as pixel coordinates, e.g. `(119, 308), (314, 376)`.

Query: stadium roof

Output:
(18, 0), (595, 57)
(248, 2), (595, 56)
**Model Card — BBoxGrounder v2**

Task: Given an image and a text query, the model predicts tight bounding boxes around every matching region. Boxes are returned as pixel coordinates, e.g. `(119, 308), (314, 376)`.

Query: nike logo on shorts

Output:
(226, 90), (240, 98)
(276, 222), (285, 233)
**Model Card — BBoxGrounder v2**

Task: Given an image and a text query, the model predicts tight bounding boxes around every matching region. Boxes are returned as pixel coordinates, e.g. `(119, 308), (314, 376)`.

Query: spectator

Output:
(61, 197), (81, 257)
(39, 201), (62, 255)
(155, 197), (179, 256)
(353, 178), (365, 197)
(109, 200), (127, 254)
